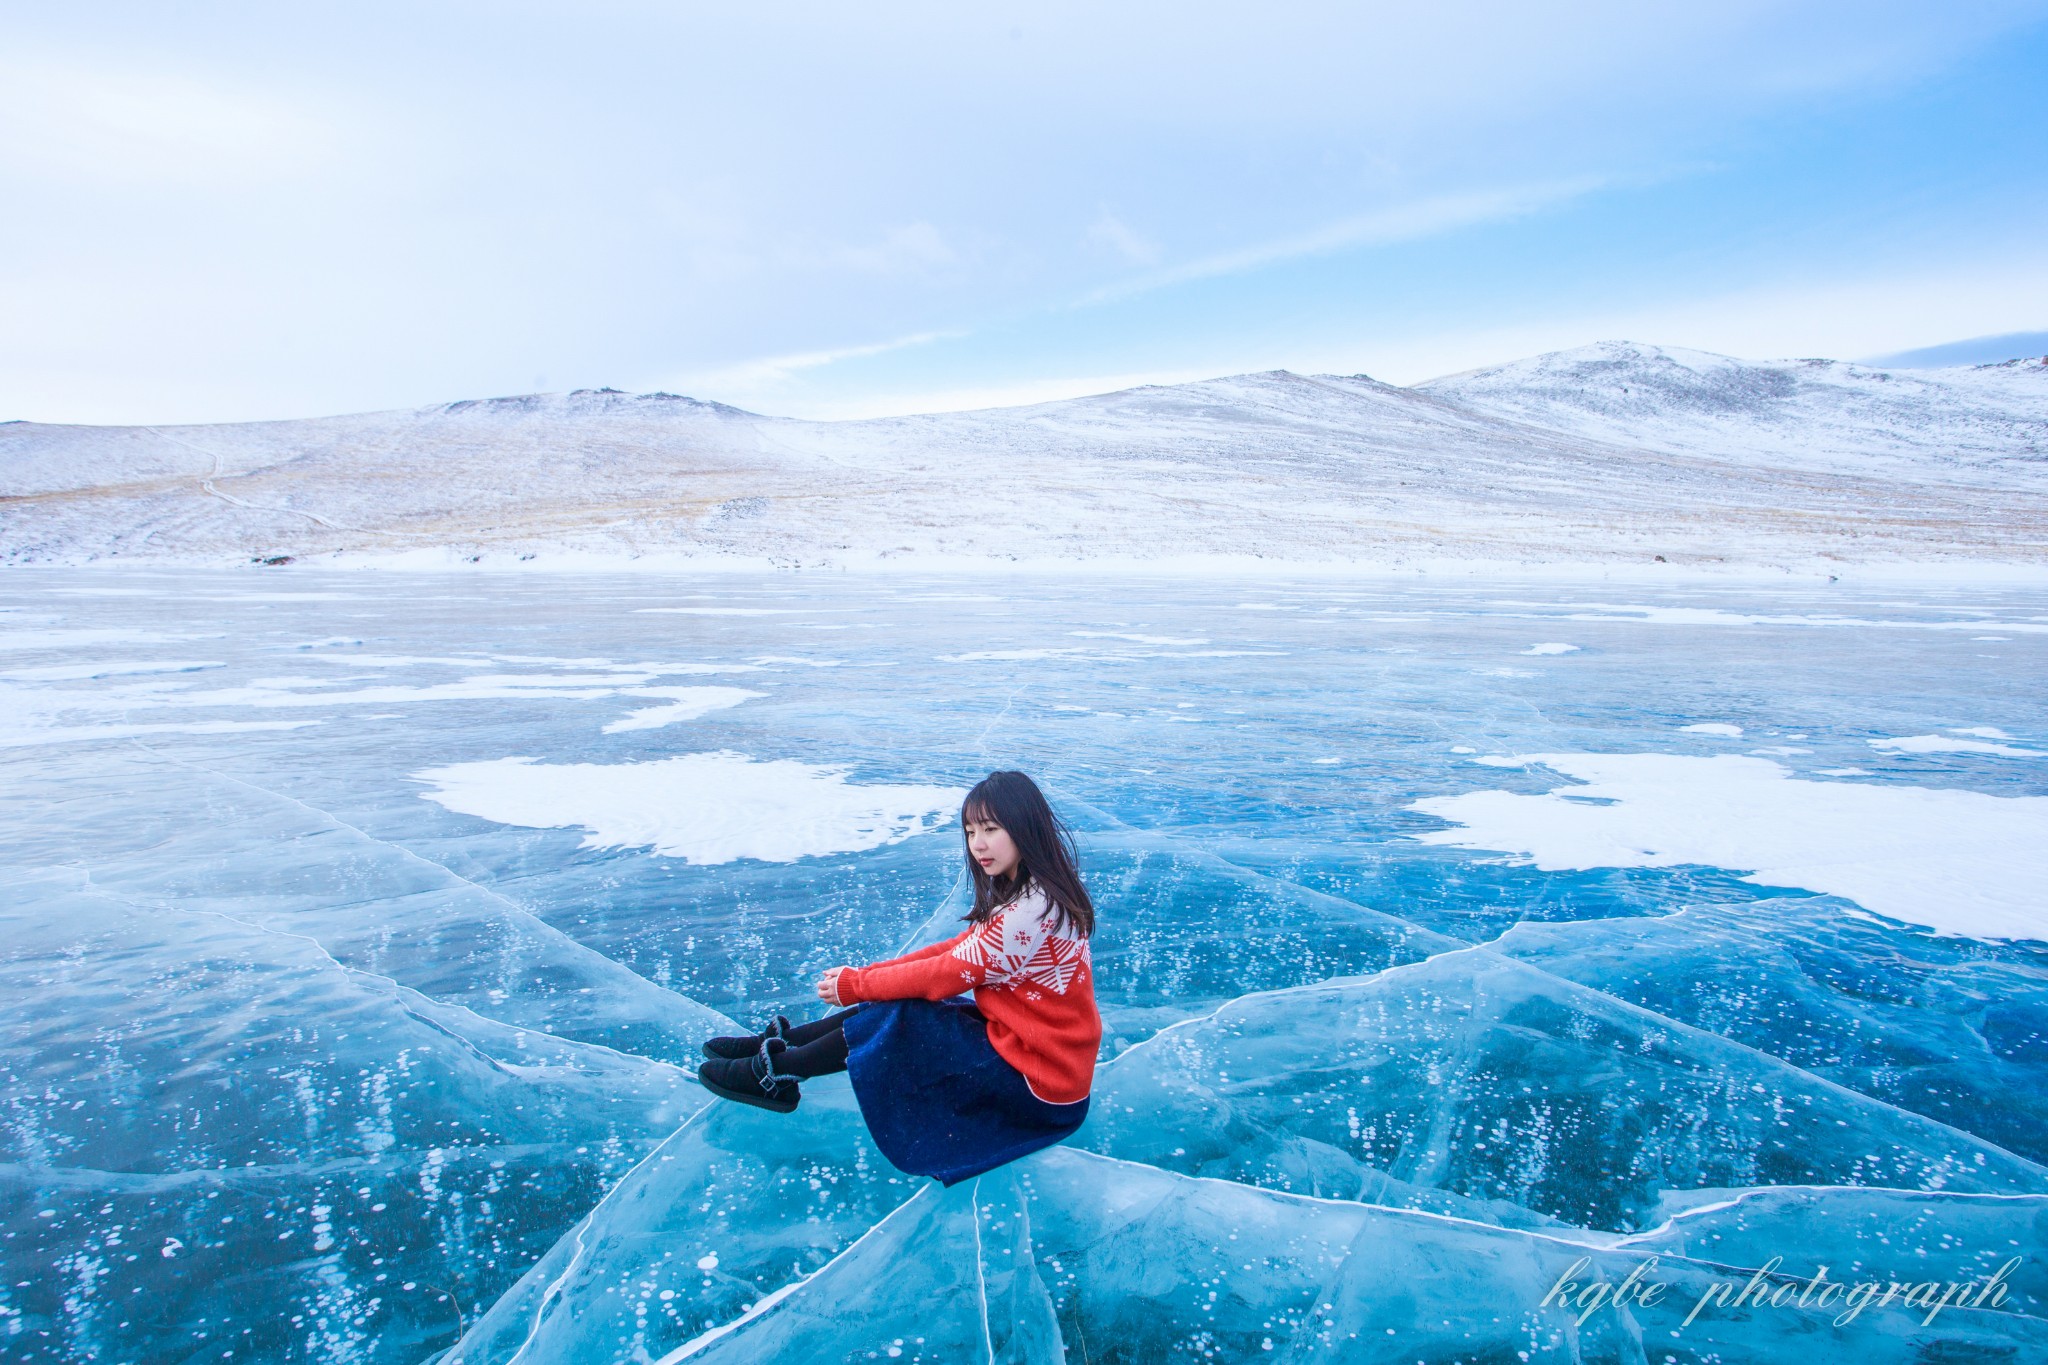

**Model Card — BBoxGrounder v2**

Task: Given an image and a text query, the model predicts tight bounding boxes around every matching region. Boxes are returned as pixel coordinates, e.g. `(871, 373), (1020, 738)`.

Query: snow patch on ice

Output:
(601, 687), (764, 733)
(637, 607), (806, 616)
(0, 660), (224, 681)
(1679, 723), (1744, 737)
(1411, 752), (2048, 941)
(152, 671), (766, 721)
(0, 628), (218, 651)
(192, 591), (356, 601)
(941, 648), (1085, 662)
(413, 752), (965, 864)
(0, 719), (321, 749)
(184, 678), (636, 708)
(1558, 605), (2048, 634)
(1070, 630), (1209, 645)
(298, 651), (756, 676)
(1522, 642), (1579, 655)
(1869, 734), (2045, 757)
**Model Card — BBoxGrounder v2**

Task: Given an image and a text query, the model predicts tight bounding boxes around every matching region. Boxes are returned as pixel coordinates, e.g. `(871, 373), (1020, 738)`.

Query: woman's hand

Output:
(815, 967), (847, 1006)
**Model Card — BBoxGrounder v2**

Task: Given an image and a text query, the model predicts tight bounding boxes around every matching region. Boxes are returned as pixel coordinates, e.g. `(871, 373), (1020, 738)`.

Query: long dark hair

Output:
(961, 770), (1094, 937)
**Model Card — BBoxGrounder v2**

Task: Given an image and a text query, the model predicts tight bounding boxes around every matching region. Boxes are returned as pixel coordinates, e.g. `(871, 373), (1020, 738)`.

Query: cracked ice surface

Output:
(1, 570), (2046, 1363)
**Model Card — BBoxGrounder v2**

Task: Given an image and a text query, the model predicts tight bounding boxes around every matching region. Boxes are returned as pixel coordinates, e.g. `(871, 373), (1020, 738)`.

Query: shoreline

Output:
(10, 549), (2048, 587)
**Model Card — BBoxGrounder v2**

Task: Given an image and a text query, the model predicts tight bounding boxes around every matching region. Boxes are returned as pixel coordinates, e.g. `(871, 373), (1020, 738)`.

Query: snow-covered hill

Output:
(1421, 341), (2048, 479)
(3, 343), (2043, 571)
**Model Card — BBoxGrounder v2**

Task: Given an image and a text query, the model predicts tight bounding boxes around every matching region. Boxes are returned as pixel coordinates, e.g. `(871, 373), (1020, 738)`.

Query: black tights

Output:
(773, 1007), (859, 1078)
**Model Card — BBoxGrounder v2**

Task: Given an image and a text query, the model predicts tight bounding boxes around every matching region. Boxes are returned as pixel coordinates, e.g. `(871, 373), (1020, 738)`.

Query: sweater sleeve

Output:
(837, 923), (992, 1004)
(858, 930), (967, 974)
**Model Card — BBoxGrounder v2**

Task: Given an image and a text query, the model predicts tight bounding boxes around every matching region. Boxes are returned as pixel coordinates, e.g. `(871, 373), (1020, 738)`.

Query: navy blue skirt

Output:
(842, 998), (1089, 1186)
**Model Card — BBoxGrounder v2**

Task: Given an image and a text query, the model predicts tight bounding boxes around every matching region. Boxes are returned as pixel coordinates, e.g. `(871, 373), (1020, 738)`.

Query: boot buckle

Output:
(756, 1036), (789, 1094)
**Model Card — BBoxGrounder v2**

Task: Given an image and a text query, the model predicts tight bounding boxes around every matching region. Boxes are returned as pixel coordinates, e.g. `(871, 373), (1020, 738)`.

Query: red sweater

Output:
(831, 882), (1101, 1105)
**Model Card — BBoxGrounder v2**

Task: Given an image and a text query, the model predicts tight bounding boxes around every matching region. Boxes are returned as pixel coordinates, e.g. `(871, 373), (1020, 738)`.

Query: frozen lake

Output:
(3, 569), (2046, 1362)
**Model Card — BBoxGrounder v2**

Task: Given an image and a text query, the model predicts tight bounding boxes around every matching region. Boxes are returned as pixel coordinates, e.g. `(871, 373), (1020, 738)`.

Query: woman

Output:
(697, 770), (1101, 1185)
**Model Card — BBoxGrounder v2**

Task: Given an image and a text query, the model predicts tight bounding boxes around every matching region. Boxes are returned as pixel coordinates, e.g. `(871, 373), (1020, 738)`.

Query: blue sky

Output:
(3, 1), (2045, 423)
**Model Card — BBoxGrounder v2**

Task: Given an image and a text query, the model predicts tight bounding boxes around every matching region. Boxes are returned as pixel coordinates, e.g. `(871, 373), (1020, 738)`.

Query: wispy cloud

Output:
(1087, 209), (1161, 266)
(811, 222), (958, 276)
(1078, 176), (1606, 305)
(745, 366), (1228, 421)
(666, 328), (964, 396)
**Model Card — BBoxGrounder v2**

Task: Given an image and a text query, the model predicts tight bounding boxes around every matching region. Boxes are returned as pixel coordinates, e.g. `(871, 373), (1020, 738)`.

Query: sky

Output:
(3, 1), (2046, 425)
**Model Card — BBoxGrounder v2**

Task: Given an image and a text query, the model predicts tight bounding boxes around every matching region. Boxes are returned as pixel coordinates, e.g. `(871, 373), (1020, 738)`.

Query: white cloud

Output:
(749, 367), (1224, 420)
(1080, 178), (1607, 305)
(0, 55), (340, 186)
(665, 328), (963, 401)
(1087, 210), (1161, 266)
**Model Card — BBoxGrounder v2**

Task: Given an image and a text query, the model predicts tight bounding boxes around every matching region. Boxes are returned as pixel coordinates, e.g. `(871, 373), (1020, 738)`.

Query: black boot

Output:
(697, 1037), (800, 1113)
(701, 1015), (791, 1061)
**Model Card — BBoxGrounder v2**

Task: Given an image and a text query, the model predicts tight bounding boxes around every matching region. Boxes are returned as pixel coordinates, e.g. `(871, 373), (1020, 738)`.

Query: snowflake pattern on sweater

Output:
(949, 887), (1091, 997)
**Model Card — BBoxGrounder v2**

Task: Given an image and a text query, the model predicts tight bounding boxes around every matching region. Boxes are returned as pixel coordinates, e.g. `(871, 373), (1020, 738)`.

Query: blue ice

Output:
(1, 571), (2044, 1362)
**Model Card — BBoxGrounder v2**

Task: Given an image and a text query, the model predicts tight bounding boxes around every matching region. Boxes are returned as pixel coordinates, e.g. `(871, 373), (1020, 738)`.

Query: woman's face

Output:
(965, 810), (1022, 880)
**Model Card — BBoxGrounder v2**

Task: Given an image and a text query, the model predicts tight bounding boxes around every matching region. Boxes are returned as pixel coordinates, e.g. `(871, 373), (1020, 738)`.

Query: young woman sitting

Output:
(697, 769), (1100, 1186)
